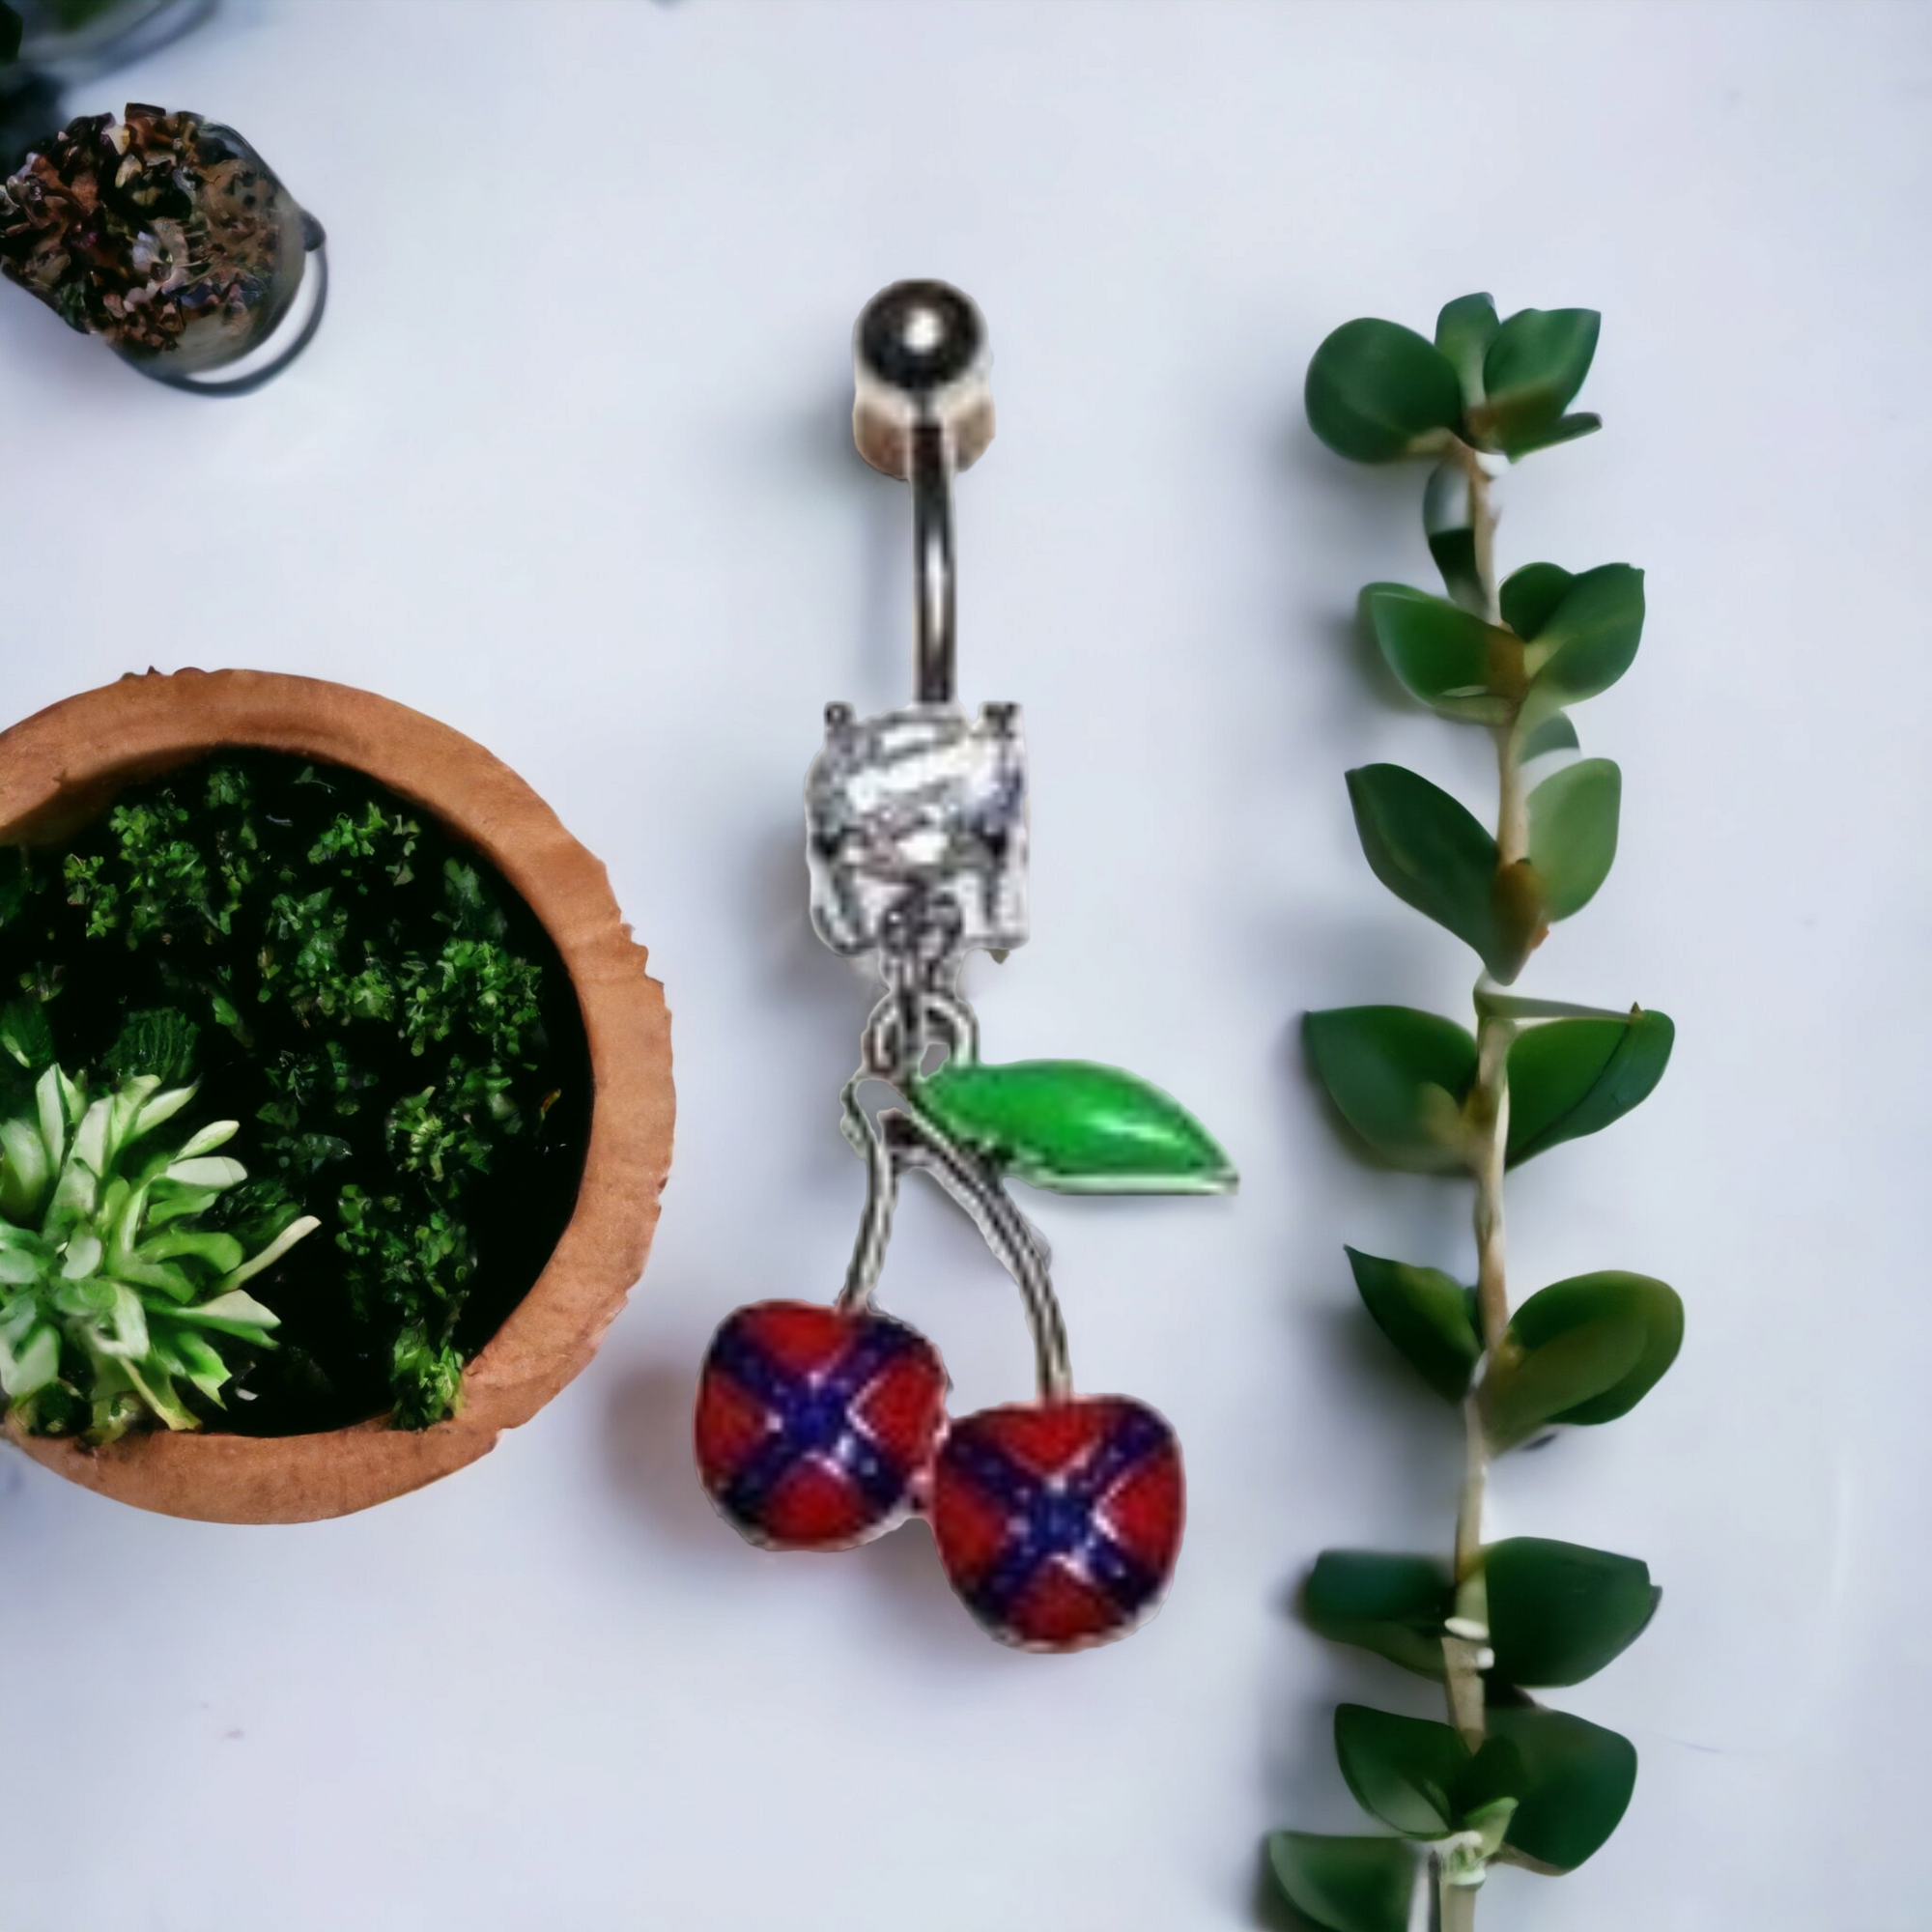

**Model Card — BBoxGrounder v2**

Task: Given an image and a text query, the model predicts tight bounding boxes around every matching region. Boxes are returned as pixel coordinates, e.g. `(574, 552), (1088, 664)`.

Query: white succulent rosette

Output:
(0, 1065), (318, 1440)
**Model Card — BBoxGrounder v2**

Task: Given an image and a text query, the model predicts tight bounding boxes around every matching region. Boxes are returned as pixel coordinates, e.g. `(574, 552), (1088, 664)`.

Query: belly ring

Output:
(695, 281), (1236, 1653)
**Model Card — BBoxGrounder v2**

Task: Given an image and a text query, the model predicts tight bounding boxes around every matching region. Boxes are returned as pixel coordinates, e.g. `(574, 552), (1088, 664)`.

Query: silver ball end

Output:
(853, 278), (994, 480)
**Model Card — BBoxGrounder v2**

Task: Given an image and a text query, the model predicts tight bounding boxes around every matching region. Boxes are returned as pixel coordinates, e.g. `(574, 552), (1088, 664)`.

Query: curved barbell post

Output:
(852, 278), (993, 706)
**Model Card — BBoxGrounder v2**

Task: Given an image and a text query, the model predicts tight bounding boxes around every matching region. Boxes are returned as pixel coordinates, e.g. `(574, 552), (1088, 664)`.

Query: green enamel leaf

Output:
(1303, 1007), (1476, 1174)
(909, 1061), (1235, 1194)
(1435, 293), (1499, 413)
(1483, 1272), (1683, 1448)
(1484, 1537), (1659, 1688)
(1346, 763), (1538, 982)
(1527, 756), (1621, 921)
(1505, 1009), (1673, 1166)
(1305, 318), (1463, 464)
(1475, 307), (1600, 458)
(1361, 583), (1522, 724)
(1333, 1704), (1467, 1836)
(1489, 1707), (1637, 1872)
(1345, 1247), (1478, 1403)
(1523, 563), (1645, 710)
(1482, 1272), (1682, 1448)
(1303, 1549), (1454, 1679)
(1267, 1832), (1418, 1932)
(1422, 458), (1486, 613)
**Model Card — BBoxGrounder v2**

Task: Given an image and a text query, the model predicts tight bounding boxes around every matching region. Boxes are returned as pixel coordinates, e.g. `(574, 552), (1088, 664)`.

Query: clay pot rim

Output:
(0, 668), (673, 1524)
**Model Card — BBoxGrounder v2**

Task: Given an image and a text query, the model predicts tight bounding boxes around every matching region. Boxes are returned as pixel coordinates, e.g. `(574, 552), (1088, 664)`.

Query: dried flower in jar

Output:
(0, 102), (306, 374)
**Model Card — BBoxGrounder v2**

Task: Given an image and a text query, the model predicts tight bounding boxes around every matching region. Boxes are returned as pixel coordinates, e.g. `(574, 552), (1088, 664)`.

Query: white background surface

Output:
(0, 3), (1923, 1926)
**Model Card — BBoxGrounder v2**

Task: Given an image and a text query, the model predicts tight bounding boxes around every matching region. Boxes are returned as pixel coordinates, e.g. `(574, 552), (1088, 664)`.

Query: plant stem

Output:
(1453, 438), (1500, 624)
(1439, 450), (1515, 1932)
(1468, 1010), (1514, 1354)
(1443, 1004), (1510, 1750)
(1494, 722), (1529, 868)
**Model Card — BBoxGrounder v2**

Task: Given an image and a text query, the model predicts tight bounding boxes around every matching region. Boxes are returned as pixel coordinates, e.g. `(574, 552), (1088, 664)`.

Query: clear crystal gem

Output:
(806, 703), (1027, 963)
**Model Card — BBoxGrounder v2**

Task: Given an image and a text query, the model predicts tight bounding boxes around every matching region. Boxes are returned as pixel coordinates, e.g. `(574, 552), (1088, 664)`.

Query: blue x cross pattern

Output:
(713, 1320), (916, 1525)
(946, 1406), (1169, 1627)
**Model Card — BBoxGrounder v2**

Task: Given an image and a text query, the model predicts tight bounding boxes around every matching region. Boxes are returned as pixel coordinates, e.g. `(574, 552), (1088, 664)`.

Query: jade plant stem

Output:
(1284, 293), (1676, 1932)
(1445, 444), (1499, 1770)
(1443, 448), (1508, 1929)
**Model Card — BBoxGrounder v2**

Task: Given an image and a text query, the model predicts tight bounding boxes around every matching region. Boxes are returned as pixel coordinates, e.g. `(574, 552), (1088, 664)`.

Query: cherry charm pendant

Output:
(692, 281), (1235, 1653)
(696, 1300), (947, 1551)
(930, 1397), (1185, 1651)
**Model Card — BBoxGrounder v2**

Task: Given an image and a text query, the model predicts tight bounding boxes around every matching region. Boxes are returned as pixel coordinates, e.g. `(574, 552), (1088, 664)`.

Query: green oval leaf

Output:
(1484, 1537), (1659, 1688)
(1345, 1247), (1478, 1403)
(1524, 563), (1645, 709)
(1485, 1272), (1683, 1445)
(1476, 307), (1601, 457)
(1499, 562), (1575, 642)
(1304, 1007), (1476, 1174)
(1505, 1009), (1673, 1166)
(1347, 764), (1525, 978)
(1507, 412), (1602, 458)
(1519, 710), (1579, 760)
(909, 1061), (1235, 1194)
(1305, 319), (1463, 464)
(1460, 1733), (1528, 1823)
(1483, 1314), (1644, 1454)
(1527, 757), (1621, 921)
(1435, 293), (1499, 413)
(1362, 584), (1522, 724)
(1267, 1832), (1418, 1932)
(1303, 1549), (1453, 1679)
(0, 997), (53, 1077)
(1334, 1704), (1468, 1837)
(1489, 1706), (1637, 1871)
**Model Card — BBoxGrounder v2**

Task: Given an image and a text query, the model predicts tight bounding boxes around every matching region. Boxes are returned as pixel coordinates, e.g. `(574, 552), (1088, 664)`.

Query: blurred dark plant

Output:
(0, 0), (214, 175)
(1270, 299), (1677, 1932)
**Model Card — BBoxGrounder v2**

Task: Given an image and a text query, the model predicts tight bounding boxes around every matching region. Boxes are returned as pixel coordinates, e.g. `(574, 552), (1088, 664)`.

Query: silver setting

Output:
(806, 701), (1027, 965)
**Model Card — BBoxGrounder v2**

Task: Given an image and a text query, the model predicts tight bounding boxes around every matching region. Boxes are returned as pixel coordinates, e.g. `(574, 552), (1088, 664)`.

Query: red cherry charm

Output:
(928, 1395), (1184, 1651)
(695, 1299), (948, 1552)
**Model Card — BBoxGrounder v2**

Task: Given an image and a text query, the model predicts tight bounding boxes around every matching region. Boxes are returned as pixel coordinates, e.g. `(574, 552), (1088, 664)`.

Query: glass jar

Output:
(0, 102), (326, 392)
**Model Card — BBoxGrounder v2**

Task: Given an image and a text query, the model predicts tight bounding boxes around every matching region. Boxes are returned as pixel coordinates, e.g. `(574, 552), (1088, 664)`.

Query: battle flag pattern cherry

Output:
(693, 280), (1235, 1652)
(696, 1301), (946, 1551)
(930, 1397), (1184, 1650)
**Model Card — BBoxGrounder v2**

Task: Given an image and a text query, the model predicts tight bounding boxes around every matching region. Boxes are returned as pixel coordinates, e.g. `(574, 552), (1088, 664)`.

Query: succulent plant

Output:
(1273, 298), (1676, 1932)
(0, 1064), (317, 1442)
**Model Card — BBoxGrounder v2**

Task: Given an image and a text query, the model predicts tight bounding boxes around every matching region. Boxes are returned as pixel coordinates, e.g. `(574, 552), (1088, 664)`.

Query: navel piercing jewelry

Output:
(695, 280), (1236, 1653)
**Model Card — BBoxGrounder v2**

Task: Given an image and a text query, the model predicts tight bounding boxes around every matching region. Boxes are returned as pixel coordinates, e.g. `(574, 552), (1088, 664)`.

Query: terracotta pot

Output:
(0, 669), (674, 1523)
